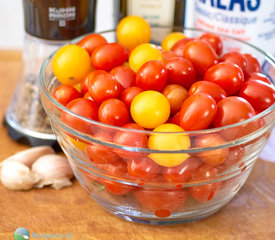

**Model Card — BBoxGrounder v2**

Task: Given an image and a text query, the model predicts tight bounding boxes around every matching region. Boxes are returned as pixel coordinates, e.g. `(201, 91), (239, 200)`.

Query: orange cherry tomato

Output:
(162, 84), (189, 115)
(194, 133), (229, 166)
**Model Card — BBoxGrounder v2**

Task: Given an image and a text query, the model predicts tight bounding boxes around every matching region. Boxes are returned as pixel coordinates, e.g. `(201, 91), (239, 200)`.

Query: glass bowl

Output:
(40, 27), (275, 225)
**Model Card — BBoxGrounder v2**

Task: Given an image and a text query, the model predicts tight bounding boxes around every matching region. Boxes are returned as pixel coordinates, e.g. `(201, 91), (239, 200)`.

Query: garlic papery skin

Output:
(0, 160), (40, 190)
(31, 154), (74, 190)
(1, 146), (55, 168)
(51, 178), (73, 190)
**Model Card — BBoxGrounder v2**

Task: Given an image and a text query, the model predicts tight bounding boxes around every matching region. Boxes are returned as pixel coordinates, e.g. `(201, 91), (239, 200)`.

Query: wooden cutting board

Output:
(0, 51), (274, 240)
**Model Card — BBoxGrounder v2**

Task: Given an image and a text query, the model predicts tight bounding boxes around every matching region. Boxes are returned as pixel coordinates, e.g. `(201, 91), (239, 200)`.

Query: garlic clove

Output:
(0, 160), (40, 191)
(34, 178), (73, 190)
(32, 154), (74, 190)
(52, 178), (73, 190)
(0, 146), (55, 168)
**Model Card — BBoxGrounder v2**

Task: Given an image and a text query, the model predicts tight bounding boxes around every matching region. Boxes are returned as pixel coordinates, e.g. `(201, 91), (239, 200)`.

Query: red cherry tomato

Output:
(85, 131), (120, 164)
(160, 50), (177, 62)
(239, 80), (275, 112)
(189, 81), (227, 103)
(80, 74), (90, 95)
(171, 37), (195, 57)
(77, 33), (108, 55)
(103, 179), (133, 195)
(127, 156), (161, 181)
(204, 62), (244, 96)
(218, 145), (246, 172)
(179, 93), (217, 131)
(52, 84), (81, 106)
(120, 86), (143, 109)
(61, 98), (98, 134)
(104, 158), (128, 177)
(113, 123), (148, 159)
(103, 160), (134, 195)
(194, 134), (229, 166)
(81, 70), (106, 95)
(220, 51), (247, 73)
(199, 32), (223, 56)
(136, 60), (168, 91)
(247, 72), (271, 84)
(243, 53), (261, 78)
(98, 98), (130, 126)
(91, 43), (128, 71)
(163, 157), (201, 183)
(134, 188), (187, 213)
(80, 165), (104, 184)
(110, 65), (136, 90)
(162, 84), (189, 115)
(170, 112), (180, 125)
(165, 57), (196, 89)
(213, 96), (257, 140)
(213, 96), (256, 127)
(183, 39), (219, 76)
(188, 164), (221, 202)
(83, 92), (93, 101)
(88, 71), (121, 104)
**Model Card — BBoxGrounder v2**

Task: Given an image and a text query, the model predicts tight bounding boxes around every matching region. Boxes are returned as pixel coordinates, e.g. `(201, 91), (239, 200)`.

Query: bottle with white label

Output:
(193, 0), (275, 78)
(119, 0), (187, 27)
(193, 0), (275, 55)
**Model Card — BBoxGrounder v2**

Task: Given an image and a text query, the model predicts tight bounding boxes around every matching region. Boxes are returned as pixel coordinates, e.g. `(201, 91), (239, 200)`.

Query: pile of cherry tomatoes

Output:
(51, 16), (275, 217)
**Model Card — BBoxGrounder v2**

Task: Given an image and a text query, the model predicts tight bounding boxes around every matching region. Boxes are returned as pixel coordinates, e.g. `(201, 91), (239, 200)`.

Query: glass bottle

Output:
(119, 0), (187, 27)
(193, 0), (275, 55)
(193, 0), (275, 78)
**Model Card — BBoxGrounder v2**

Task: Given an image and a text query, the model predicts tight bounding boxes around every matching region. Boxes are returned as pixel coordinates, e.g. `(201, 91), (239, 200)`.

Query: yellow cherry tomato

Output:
(148, 123), (190, 167)
(53, 44), (92, 85)
(129, 43), (164, 72)
(73, 83), (81, 92)
(69, 136), (87, 151)
(130, 90), (170, 129)
(117, 16), (151, 50)
(161, 32), (186, 51)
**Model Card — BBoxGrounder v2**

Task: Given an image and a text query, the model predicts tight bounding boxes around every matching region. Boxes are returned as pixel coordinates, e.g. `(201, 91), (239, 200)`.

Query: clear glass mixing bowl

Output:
(40, 27), (275, 225)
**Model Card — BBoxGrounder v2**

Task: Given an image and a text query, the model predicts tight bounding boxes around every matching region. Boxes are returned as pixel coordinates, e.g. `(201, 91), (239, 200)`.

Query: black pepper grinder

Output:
(5, 0), (96, 146)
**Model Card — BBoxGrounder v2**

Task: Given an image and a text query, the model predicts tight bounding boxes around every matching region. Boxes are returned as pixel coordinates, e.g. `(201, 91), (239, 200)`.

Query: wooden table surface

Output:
(0, 51), (274, 240)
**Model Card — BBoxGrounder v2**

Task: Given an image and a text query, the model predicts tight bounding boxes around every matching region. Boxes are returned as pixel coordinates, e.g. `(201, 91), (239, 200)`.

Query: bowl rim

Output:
(39, 26), (275, 137)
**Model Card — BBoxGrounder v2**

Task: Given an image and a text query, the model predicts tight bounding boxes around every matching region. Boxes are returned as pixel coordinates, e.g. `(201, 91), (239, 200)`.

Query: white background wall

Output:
(0, 0), (120, 49)
(0, 0), (24, 49)
(0, 0), (195, 49)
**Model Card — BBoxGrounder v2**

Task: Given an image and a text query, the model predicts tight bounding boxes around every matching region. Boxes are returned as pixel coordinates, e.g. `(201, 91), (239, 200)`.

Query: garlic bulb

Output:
(0, 147), (74, 191)
(32, 154), (74, 190)
(1, 146), (55, 168)
(0, 160), (40, 190)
